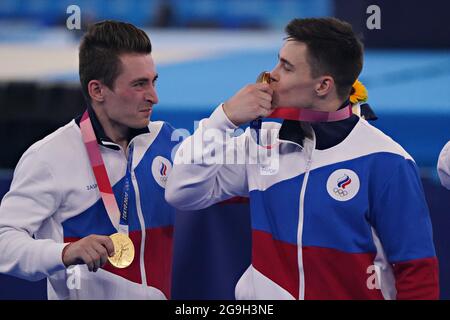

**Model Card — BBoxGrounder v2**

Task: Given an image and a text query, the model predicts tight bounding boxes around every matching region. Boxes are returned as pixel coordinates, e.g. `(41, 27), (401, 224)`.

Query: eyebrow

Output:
(278, 53), (295, 69)
(131, 73), (159, 84)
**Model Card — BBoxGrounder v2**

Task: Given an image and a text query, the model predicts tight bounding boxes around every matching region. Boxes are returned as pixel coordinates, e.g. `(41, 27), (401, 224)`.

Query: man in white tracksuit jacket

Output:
(0, 21), (176, 299)
(165, 18), (439, 299)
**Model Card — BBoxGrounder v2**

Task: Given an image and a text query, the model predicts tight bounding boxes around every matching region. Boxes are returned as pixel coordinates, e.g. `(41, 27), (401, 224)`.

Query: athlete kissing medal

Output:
(250, 71), (354, 145)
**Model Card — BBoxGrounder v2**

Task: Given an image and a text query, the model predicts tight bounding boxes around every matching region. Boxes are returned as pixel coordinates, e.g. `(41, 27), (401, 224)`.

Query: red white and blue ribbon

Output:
(268, 104), (353, 122)
(251, 104), (353, 145)
(80, 110), (131, 234)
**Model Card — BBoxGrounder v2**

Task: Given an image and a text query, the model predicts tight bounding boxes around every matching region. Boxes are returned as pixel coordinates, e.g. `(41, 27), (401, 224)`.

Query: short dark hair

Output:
(79, 20), (152, 100)
(285, 17), (363, 100)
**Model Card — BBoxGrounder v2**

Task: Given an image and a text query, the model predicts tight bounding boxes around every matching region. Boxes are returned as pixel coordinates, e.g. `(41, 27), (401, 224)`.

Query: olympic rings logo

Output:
(327, 169), (360, 201)
(333, 187), (348, 197)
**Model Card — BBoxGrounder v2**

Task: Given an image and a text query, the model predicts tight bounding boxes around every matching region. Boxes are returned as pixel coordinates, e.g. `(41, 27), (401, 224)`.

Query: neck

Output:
(310, 96), (347, 112)
(103, 122), (130, 150)
(92, 104), (130, 150)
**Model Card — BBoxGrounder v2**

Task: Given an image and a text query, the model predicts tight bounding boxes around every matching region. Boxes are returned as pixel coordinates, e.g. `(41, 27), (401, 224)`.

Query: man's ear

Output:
(87, 80), (105, 102)
(315, 76), (334, 97)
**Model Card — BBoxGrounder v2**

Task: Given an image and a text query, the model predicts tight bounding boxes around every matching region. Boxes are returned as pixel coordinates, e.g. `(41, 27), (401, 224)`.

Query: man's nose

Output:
(269, 67), (279, 83)
(145, 86), (159, 105)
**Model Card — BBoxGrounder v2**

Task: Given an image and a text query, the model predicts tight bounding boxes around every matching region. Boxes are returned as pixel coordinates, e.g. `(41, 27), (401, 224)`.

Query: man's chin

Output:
(131, 119), (150, 129)
(141, 118), (150, 127)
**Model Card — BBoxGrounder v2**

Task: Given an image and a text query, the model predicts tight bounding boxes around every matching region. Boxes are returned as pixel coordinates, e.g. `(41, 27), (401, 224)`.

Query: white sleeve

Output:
(0, 148), (67, 281)
(165, 104), (249, 210)
(437, 140), (450, 190)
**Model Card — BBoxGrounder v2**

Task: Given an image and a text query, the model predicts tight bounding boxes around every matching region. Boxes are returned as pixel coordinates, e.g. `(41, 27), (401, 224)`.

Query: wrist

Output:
(61, 242), (73, 267)
(222, 103), (240, 126)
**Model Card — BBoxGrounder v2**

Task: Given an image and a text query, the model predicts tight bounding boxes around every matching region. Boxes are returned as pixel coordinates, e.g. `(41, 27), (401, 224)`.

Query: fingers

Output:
(92, 241), (110, 269)
(223, 82), (275, 126)
(79, 250), (96, 272)
(85, 246), (101, 272)
(64, 235), (116, 272)
(86, 236), (113, 272)
(255, 92), (274, 118)
(257, 96), (273, 112)
(257, 90), (273, 103)
(258, 107), (274, 118)
(253, 84), (274, 112)
(255, 83), (273, 95)
(96, 235), (115, 257)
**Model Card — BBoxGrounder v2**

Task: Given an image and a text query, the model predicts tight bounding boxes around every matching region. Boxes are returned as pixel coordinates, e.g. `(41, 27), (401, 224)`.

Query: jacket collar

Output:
(278, 99), (359, 150)
(75, 104), (150, 150)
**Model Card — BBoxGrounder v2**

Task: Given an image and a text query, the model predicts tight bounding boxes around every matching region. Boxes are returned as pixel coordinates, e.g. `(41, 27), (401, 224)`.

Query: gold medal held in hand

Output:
(108, 233), (135, 269)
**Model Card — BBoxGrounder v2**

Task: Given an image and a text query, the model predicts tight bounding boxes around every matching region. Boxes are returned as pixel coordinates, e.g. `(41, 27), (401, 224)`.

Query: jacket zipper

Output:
(131, 170), (148, 287)
(127, 141), (148, 287)
(297, 137), (315, 300)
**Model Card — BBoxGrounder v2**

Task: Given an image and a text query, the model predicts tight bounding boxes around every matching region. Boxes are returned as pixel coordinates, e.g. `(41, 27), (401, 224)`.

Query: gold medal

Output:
(257, 71), (271, 84)
(108, 233), (135, 269)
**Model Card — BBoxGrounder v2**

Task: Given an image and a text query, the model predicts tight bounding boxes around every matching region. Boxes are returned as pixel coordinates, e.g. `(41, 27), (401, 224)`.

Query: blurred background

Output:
(0, 0), (449, 299)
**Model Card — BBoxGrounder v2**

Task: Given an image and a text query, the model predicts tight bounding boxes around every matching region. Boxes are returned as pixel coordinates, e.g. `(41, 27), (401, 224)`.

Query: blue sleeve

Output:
(369, 159), (436, 263)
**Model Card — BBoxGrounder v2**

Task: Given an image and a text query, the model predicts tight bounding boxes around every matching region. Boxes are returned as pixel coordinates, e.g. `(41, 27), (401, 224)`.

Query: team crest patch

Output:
(151, 156), (172, 188)
(326, 169), (360, 201)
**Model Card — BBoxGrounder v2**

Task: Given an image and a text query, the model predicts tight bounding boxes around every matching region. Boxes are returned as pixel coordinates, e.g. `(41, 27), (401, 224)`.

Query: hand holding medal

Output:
(61, 234), (115, 272)
(222, 72), (274, 126)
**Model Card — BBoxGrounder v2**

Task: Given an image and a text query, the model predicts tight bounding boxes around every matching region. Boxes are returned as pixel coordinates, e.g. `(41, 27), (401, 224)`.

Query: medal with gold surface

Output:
(256, 71), (271, 84)
(108, 233), (135, 268)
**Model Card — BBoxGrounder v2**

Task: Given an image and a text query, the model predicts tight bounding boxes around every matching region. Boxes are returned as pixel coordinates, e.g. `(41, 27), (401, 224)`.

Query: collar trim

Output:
(75, 104), (150, 150)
